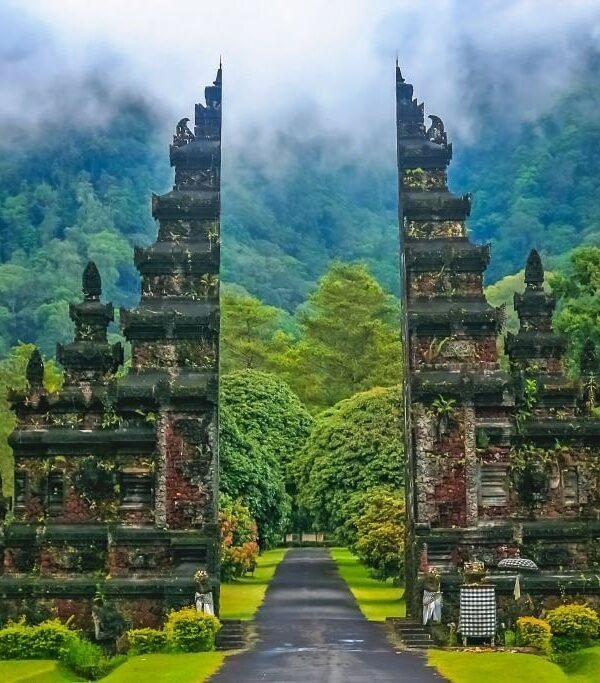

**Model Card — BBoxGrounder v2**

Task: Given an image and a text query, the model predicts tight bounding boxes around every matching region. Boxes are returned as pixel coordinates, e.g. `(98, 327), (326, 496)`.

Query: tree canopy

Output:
(294, 385), (404, 537)
(220, 370), (312, 470)
(283, 262), (402, 411)
(551, 246), (600, 372)
(219, 401), (289, 549)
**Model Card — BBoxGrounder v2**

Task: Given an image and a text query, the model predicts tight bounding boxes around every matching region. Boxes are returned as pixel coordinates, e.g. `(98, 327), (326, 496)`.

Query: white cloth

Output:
(422, 590), (442, 625)
(513, 575), (521, 600)
(195, 591), (214, 615)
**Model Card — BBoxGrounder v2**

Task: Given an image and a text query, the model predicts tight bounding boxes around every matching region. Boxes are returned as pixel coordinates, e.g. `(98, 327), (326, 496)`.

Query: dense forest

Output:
(0, 67), (599, 356)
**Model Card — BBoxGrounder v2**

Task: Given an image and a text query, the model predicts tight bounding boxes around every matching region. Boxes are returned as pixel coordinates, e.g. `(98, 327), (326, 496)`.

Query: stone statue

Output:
(174, 117), (195, 145)
(194, 569), (214, 615)
(426, 115), (447, 146)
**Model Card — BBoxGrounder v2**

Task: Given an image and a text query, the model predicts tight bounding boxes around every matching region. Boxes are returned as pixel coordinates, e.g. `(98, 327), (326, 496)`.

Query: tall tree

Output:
(220, 291), (291, 375)
(551, 246), (600, 372)
(294, 385), (403, 539)
(285, 262), (402, 411)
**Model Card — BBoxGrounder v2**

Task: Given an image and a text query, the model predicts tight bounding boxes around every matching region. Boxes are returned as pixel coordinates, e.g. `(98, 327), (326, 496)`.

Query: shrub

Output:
(0, 618), (75, 660)
(127, 627), (168, 655)
(547, 603), (599, 652)
(516, 616), (551, 651)
(165, 607), (221, 653)
(220, 494), (260, 581)
(351, 488), (405, 580)
(61, 637), (124, 680)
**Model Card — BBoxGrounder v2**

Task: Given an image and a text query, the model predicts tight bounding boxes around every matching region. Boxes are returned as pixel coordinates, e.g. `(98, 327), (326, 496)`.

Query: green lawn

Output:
(428, 651), (569, 683)
(220, 547), (288, 620)
(102, 653), (226, 682)
(329, 547), (405, 621)
(428, 647), (600, 683)
(0, 653), (226, 683)
(567, 646), (600, 683)
(0, 659), (82, 682)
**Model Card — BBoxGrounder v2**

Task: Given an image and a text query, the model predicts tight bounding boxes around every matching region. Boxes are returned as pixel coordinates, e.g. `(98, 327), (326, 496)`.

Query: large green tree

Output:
(221, 371), (312, 470)
(352, 488), (405, 580)
(220, 291), (291, 375)
(219, 386), (291, 549)
(285, 262), (402, 411)
(551, 246), (600, 371)
(221, 370), (313, 532)
(294, 385), (403, 539)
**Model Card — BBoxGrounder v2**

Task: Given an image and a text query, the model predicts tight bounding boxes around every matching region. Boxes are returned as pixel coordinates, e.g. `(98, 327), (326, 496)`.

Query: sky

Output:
(2, 0), (600, 151)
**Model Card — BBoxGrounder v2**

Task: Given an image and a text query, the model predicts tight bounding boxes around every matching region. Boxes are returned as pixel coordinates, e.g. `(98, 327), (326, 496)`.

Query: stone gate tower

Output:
(397, 64), (600, 622)
(0, 66), (222, 632)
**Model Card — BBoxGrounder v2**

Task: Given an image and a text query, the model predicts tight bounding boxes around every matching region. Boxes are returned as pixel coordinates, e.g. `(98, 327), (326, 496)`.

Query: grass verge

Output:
(220, 547), (288, 620)
(0, 653), (227, 683)
(428, 647), (600, 683)
(102, 652), (226, 682)
(0, 659), (82, 682)
(329, 547), (405, 621)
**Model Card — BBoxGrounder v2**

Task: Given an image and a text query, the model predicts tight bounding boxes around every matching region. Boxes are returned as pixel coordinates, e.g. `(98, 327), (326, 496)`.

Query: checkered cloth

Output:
(459, 586), (496, 637)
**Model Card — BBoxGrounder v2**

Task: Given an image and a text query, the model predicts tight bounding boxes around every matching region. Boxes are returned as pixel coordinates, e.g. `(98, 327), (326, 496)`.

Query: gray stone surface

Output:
(210, 548), (446, 682)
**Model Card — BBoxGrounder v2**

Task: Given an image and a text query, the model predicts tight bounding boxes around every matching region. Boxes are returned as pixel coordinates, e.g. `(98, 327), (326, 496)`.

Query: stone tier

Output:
(115, 371), (218, 409)
(151, 191), (219, 221)
(8, 426), (156, 457)
(169, 138), (220, 169)
(121, 305), (218, 341)
(505, 330), (567, 359)
(133, 244), (219, 276)
(521, 417), (600, 441)
(397, 138), (453, 169)
(409, 300), (503, 337)
(56, 341), (123, 378)
(403, 191), (471, 220)
(406, 241), (490, 272)
(411, 369), (512, 404)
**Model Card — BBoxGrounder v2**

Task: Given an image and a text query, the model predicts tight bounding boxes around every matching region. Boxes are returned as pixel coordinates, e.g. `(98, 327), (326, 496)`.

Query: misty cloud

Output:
(1, 0), (600, 153)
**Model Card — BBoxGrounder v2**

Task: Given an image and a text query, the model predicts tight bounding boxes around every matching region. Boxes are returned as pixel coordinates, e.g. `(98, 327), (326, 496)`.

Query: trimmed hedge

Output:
(516, 616), (551, 652)
(0, 619), (75, 660)
(547, 603), (599, 652)
(127, 627), (169, 654)
(165, 608), (221, 653)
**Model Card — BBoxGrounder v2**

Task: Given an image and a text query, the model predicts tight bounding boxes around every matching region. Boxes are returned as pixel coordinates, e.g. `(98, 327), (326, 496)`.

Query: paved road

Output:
(210, 547), (445, 682)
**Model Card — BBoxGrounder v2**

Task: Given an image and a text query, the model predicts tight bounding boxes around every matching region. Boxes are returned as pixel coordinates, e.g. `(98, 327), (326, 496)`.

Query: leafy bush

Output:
(61, 637), (124, 680)
(547, 604), (600, 652)
(294, 386), (403, 541)
(0, 618), (75, 660)
(516, 616), (552, 651)
(351, 488), (405, 580)
(126, 627), (168, 655)
(220, 493), (260, 581)
(165, 607), (221, 653)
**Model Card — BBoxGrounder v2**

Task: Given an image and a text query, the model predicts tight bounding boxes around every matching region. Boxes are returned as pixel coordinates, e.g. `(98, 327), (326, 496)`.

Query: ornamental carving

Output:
(406, 220), (465, 239)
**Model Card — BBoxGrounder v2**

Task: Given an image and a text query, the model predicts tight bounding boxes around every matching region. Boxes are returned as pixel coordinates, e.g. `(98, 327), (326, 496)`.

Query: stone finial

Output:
(83, 261), (102, 301)
(26, 348), (44, 389)
(524, 249), (544, 289)
(580, 339), (597, 375)
(396, 58), (405, 83)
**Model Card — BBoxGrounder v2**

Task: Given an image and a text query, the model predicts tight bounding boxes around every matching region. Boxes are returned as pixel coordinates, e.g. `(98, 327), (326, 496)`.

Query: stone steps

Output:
(215, 619), (248, 651)
(386, 618), (435, 649)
